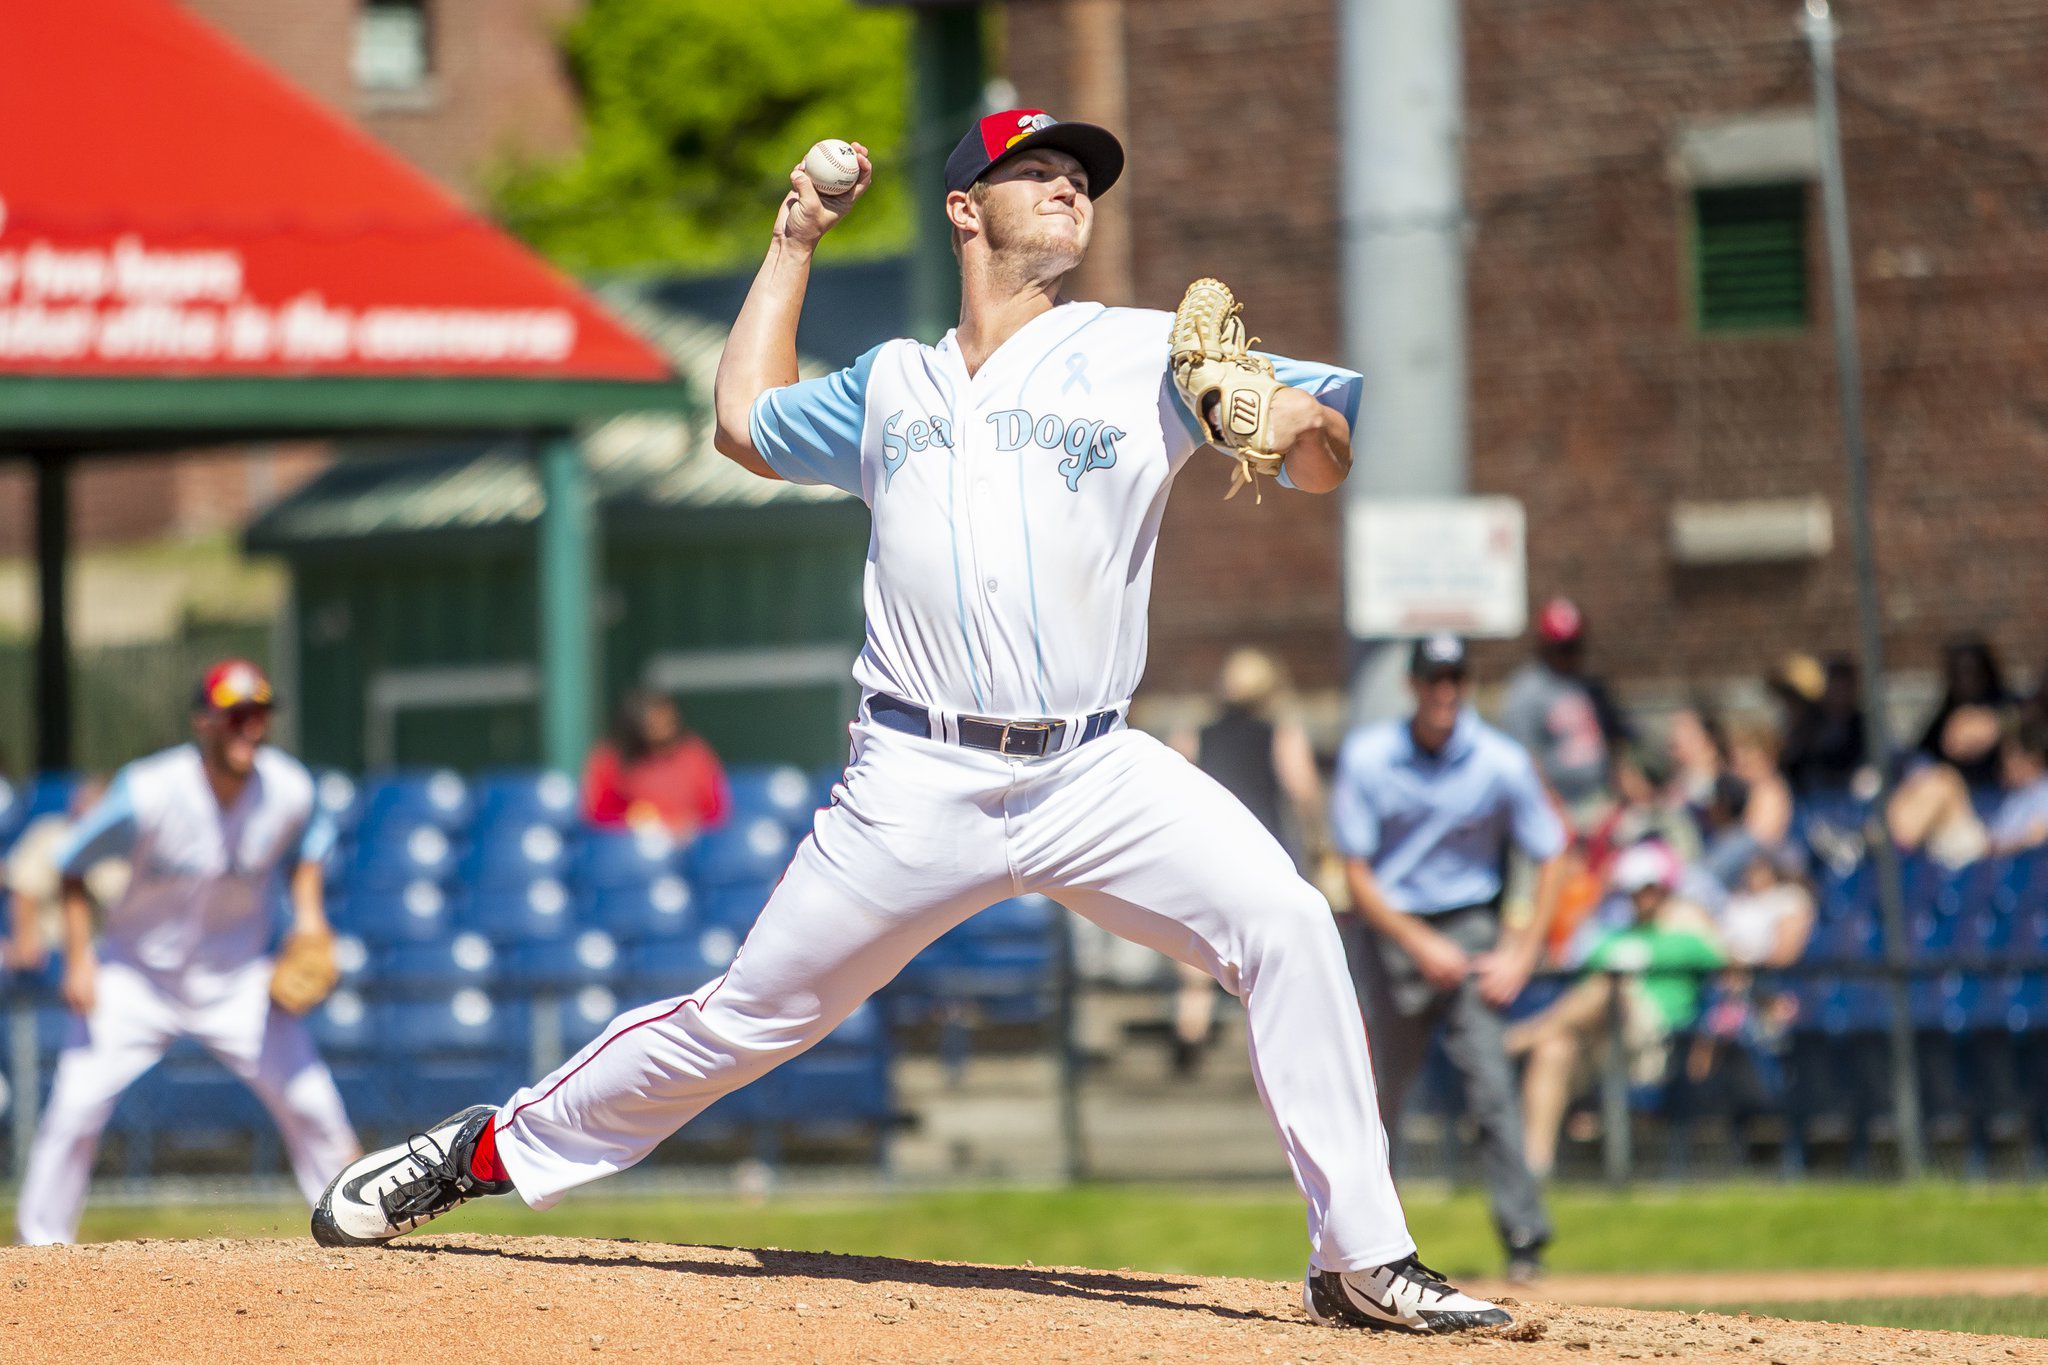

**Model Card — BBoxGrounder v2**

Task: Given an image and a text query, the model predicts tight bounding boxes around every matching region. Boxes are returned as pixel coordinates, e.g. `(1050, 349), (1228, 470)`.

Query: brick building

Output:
(0, 0), (582, 558)
(1008, 0), (2048, 705)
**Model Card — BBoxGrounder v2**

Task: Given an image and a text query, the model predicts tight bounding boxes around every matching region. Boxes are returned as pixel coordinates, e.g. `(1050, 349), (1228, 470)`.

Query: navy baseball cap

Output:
(944, 108), (1124, 197)
(1409, 634), (1470, 679)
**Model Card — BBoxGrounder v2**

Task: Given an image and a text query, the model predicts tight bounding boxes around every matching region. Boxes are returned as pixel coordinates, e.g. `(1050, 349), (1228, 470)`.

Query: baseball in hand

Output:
(802, 139), (861, 195)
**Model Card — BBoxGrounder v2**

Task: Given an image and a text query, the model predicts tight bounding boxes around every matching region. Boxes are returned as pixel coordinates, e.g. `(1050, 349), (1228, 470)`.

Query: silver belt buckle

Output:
(997, 719), (1055, 756)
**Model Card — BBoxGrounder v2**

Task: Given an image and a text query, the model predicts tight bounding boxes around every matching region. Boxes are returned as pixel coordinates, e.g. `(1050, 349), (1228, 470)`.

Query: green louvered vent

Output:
(1693, 184), (1809, 332)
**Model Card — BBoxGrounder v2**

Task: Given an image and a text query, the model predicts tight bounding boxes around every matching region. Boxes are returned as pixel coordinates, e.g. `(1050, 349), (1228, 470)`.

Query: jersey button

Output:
(985, 577), (998, 593)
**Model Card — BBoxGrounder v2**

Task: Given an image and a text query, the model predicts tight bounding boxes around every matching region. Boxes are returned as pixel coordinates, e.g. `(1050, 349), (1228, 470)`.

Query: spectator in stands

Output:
(1767, 651), (1825, 776)
(1546, 745), (1701, 963)
(1673, 849), (1815, 1143)
(1889, 710), (2048, 863)
(582, 691), (732, 837)
(1168, 647), (1325, 1077)
(1502, 598), (1626, 818)
(1714, 846), (1817, 969)
(1722, 724), (1794, 868)
(1913, 638), (2013, 793)
(1662, 706), (1727, 837)
(1780, 656), (1868, 796)
(5, 777), (125, 973)
(1506, 841), (1723, 1179)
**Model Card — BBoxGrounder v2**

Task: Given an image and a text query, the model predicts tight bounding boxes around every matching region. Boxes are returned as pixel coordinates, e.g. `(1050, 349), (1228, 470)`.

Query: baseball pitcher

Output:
(313, 110), (1510, 1334)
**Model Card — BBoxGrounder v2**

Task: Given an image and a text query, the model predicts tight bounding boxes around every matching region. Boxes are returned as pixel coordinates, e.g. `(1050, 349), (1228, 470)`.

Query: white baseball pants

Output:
(16, 958), (360, 1245)
(495, 722), (1416, 1272)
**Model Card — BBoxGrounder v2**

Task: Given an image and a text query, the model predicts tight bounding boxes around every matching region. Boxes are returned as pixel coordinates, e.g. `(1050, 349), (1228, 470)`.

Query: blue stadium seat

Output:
(726, 765), (818, 830)
(462, 820), (574, 889)
(314, 770), (365, 846)
(580, 828), (685, 889)
(380, 931), (497, 990)
(686, 817), (794, 888)
(378, 988), (528, 1055)
(24, 772), (77, 823)
(586, 874), (695, 941)
(350, 821), (458, 890)
(110, 1044), (274, 1171)
(556, 985), (622, 1053)
(331, 932), (373, 989)
(461, 877), (576, 943)
(1908, 905), (1959, 959)
(620, 934), (734, 997)
(756, 1003), (891, 1128)
(472, 769), (580, 832)
(698, 880), (775, 931)
(500, 929), (621, 990)
(307, 987), (375, 1056)
(335, 879), (455, 943)
(360, 769), (473, 837)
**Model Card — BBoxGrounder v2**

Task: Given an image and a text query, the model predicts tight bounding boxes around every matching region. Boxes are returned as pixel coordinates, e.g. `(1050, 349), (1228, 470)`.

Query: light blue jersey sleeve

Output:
(1259, 352), (1364, 492)
(746, 343), (884, 501)
(56, 769), (139, 877)
(1328, 736), (1382, 861)
(1503, 747), (1569, 861)
(292, 806), (340, 869)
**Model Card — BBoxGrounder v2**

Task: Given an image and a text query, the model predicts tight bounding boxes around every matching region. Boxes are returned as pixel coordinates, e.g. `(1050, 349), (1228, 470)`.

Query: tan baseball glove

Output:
(270, 929), (340, 1015)
(1169, 277), (1290, 502)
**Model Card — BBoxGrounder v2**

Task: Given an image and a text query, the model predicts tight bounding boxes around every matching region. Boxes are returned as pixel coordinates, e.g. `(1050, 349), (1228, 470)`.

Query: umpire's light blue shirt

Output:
(1331, 709), (1567, 914)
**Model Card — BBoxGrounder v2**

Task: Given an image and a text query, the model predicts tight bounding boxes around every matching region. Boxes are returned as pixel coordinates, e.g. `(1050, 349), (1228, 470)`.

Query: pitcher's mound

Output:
(3, 1235), (2035, 1362)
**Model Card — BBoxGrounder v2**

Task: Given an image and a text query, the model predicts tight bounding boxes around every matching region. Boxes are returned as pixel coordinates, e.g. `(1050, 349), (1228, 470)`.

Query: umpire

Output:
(1332, 634), (1568, 1282)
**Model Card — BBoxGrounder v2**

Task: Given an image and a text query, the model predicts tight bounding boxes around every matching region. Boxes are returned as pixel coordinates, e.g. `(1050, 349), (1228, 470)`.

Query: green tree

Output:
(493, 0), (911, 273)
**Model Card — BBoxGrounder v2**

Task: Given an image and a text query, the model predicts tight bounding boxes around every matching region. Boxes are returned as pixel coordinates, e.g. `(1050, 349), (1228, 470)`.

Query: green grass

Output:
(1675, 1297), (2048, 1339)
(24, 1180), (2048, 1285)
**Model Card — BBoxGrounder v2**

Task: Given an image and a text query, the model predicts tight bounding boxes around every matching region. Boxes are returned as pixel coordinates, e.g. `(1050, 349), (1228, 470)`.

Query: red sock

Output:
(469, 1122), (510, 1183)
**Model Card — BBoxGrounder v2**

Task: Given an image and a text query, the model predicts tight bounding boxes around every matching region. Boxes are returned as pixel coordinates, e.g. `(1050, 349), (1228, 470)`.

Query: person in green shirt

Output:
(1506, 840), (1723, 1176)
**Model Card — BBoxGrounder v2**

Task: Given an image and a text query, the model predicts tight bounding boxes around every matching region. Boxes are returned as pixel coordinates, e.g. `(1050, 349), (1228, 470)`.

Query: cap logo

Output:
(980, 108), (1055, 159)
(1006, 111), (1057, 148)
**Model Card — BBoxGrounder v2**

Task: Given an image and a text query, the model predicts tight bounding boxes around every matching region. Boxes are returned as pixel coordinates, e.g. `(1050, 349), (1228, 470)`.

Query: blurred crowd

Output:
(1164, 603), (2048, 1270)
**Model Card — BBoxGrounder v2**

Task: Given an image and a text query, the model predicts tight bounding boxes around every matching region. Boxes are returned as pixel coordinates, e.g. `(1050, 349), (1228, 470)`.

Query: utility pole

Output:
(1803, 0), (1925, 1176)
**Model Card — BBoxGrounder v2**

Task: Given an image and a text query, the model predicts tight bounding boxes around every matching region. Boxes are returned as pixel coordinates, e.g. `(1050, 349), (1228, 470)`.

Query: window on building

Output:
(354, 0), (431, 92)
(1692, 183), (1809, 332)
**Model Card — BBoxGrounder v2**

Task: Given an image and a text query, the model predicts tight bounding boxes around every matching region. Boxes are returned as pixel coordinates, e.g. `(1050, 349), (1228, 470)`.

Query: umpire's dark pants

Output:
(1350, 904), (1552, 1254)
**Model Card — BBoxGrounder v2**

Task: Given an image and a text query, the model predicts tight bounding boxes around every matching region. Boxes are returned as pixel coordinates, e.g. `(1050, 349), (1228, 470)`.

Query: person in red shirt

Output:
(581, 691), (731, 836)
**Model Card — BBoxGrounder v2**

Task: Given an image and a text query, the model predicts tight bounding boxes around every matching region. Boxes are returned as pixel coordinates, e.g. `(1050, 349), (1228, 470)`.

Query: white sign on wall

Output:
(1345, 497), (1528, 639)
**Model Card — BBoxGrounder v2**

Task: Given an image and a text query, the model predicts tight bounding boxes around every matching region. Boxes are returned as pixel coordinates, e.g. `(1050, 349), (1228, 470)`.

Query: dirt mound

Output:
(4, 1235), (2039, 1363)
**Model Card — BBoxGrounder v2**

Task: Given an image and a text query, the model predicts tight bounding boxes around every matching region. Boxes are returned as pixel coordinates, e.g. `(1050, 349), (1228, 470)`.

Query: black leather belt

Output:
(868, 692), (1120, 758)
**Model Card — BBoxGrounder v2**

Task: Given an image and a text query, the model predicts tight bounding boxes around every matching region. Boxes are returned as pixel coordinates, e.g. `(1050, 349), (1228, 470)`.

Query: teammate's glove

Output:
(270, 929), (340, 1015)
(1169, 277), (1291, 503)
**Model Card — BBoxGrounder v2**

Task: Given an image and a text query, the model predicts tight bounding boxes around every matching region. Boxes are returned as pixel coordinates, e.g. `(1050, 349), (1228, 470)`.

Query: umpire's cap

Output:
(1409, 634), (1470, 680)
(945, 108), (1124, 197)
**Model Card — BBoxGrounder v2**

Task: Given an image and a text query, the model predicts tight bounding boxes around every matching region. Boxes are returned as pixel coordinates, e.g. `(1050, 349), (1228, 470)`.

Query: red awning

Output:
(0, 0), (670, 382)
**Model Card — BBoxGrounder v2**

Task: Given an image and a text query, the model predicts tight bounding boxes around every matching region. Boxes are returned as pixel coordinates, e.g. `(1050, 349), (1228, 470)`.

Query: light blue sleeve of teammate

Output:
(292, 805), (340, 869)
(1504, 747), (1569, 861)
(55, 769), (139, 878)
(1258, 352), (1364, 492)
(1327, 735), (1382, 861)
(746, 343), (884, 502)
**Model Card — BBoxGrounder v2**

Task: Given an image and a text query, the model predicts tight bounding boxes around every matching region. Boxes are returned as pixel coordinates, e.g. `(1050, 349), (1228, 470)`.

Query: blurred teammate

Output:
(15, 661), (358, 1244)
(1333, 635), (1567, 1283)
(316, 109), (1513, 1334)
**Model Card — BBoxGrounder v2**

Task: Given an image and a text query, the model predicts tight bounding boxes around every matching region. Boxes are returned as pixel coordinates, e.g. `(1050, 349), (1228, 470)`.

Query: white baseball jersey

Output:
(749, 302), (1361, 721)
(56, 743), (336, 983)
